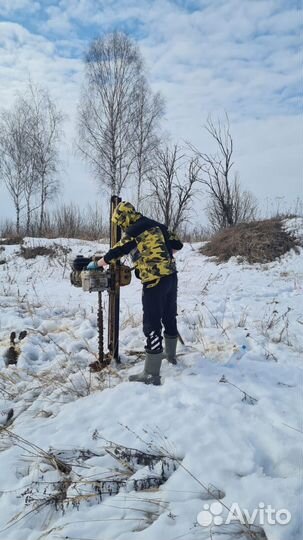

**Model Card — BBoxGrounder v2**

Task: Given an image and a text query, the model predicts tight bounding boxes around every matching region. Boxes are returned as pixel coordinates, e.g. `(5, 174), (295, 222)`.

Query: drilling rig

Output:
(70, 196), (131, 370)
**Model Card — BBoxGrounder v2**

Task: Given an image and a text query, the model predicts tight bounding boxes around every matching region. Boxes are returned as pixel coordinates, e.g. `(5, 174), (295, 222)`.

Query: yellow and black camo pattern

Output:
(110, 201), (178, 287)
(134, 226), (177, 286)
(111, 228), (177, 287)
(167, 231), (180, 243)
(112, 202), (141, 230)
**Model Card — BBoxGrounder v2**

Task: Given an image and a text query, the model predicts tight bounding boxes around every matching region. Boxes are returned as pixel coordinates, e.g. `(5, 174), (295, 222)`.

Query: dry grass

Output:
(0, 236), (23, 245)
(200, 219), (301, 264)
(20, 246), (57, 259)
(19, 244), (71, 260)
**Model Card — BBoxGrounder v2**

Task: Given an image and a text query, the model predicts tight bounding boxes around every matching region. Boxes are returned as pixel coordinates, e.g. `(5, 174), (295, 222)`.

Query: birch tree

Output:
(0, 84), (63, 234)
(131, 78), (164, 208)
(78, 32), (163, 198)
(25, 84), (63, 233)
(0, 102), (31, 233)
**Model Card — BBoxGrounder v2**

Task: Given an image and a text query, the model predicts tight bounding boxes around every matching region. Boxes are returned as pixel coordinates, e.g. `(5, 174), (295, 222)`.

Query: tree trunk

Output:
(26, 200), (31, 234)
(136, 173), (142, 209)
(39, 175), (45, 234)
(16, 204), (20, 234)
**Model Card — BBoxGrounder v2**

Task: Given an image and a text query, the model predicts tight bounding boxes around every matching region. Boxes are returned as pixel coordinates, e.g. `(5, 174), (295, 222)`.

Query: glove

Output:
(96, 257), (108, 268)
(87, 261), (99, 270)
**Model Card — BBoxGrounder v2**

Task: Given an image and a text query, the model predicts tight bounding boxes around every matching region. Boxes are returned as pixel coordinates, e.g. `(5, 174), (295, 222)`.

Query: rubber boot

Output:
(129, 351), (162, 385)
(164, 334), (178, 365)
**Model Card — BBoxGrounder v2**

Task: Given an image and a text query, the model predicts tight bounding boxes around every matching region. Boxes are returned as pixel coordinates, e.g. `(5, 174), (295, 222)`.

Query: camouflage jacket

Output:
(104, 215), (183, 287)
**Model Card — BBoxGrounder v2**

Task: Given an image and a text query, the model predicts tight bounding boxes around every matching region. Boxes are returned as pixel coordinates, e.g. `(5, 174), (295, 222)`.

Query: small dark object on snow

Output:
(89, 358), (111, 372)
(4, 330), (27, 366)
(6, 408), (14, 423)
(5, 347), (18, 365)
(0, 408), (14, 427)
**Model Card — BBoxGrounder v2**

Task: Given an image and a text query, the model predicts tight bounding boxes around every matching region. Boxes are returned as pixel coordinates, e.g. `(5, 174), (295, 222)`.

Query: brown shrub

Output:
(0, 236), (24, 245)
(20, 244), (72, 259)
(200, 219), (301, 264)
(20, 246), (57, 259)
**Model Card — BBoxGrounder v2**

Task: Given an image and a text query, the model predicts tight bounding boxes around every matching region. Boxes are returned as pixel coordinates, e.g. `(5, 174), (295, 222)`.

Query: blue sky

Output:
(0, 0), (301, 223)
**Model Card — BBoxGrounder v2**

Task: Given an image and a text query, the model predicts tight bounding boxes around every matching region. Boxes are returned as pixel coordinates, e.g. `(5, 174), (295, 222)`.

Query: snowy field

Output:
(0, 218), (302, 540)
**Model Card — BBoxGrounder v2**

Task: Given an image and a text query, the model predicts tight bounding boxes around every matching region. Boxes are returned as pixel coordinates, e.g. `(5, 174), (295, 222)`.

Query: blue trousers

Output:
(142, 273), (178, 352)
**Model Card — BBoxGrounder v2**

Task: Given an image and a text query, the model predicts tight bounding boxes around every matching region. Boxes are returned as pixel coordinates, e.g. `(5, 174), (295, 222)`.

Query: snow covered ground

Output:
(0, 218), (302, 540)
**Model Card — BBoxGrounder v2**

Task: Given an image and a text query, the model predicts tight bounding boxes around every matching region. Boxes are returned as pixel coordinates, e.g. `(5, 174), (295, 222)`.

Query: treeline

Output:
(0, 203), (108, 240)
(0, 202), (213, 242)
(0, 83), (63, 235)
(0, 32), (259, 237)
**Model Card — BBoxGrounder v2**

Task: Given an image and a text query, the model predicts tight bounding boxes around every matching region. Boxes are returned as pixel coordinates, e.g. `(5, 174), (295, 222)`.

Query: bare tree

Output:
(131, 78), (164, 208)
(0, 101), (32, 233)
(25, 83), (64, 233)
(190, 116), (257, 230)
(0, 84), (63, 235)
(207, 175), (257, 231)
(148, 145), (200, 231)
(78, 32), (163, 197)
(21, 99), (40, 234)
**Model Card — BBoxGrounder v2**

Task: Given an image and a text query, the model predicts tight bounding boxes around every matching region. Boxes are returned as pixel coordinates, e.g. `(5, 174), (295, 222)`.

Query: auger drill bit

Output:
(97, 290), (104, 364)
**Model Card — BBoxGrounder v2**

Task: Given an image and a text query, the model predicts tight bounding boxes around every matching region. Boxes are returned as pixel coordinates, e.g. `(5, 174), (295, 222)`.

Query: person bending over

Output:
(89, 201), (183, 385)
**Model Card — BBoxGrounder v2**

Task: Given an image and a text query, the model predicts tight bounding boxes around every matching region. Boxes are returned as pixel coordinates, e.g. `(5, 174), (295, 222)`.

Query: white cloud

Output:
(0, 0), (40, 16)
(24, 0), (299, 124)
(44, 5), (74, 35)
(0, 22), (83, 113)
(0, 1), (301, 223)
(0, 22), (96, 221)
(233, 115), (301, 203)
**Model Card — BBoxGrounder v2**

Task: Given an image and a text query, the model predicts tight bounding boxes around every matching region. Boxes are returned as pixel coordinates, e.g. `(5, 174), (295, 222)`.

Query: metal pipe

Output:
(108, 195), (122, 363)
(97, 290), (104, 363)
